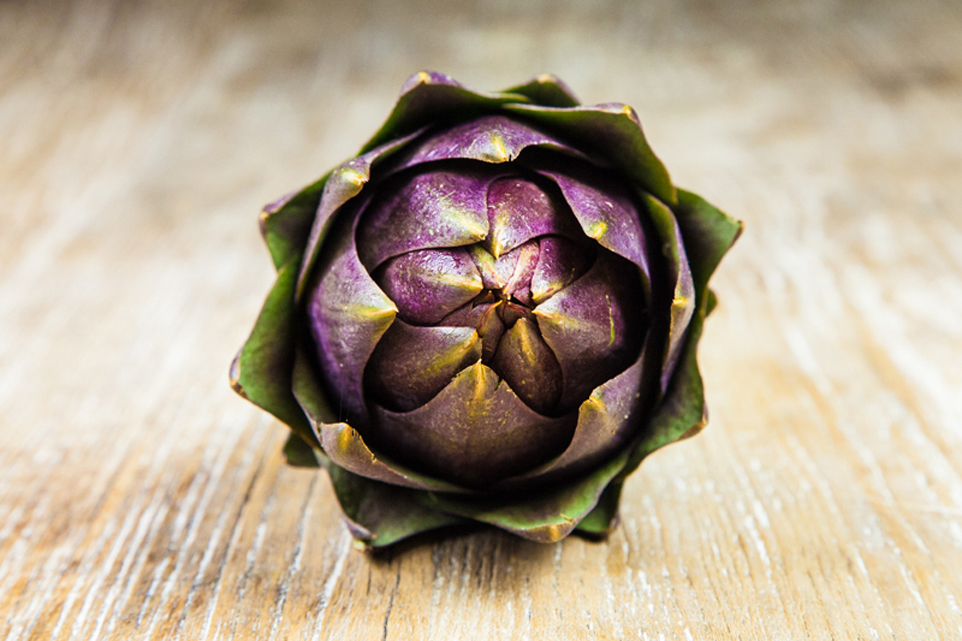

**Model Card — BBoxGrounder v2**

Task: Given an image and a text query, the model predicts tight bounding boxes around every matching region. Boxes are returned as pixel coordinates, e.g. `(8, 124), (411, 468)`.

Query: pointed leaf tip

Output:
(361, 73), (532, 153)
(673, 189), (743, 295)
(284, 433), (321, 468)
(232, 259), (311, 437)
(400, 70), (461, 94)
(501, 74), (580, 108)
(326, 464), (467, 548)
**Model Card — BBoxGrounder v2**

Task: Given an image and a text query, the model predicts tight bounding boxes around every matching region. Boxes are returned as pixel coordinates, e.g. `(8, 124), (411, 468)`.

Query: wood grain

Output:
(2, 0), (962, 638)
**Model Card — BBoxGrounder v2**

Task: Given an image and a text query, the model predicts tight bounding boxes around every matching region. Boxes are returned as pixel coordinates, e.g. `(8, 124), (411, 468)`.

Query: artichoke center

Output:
(473, 289), (532, 329)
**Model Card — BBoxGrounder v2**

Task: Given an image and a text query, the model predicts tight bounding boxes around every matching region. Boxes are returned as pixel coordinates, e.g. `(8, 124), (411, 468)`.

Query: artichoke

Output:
(231, 71), (742, 548)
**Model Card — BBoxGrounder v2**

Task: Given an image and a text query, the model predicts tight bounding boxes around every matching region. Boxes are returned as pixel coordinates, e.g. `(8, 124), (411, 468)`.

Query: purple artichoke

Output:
(231, 72), (741, 548)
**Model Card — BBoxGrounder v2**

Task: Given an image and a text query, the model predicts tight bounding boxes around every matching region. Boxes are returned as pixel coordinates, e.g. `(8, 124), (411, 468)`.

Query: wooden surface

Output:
(3, 0), (962, 638)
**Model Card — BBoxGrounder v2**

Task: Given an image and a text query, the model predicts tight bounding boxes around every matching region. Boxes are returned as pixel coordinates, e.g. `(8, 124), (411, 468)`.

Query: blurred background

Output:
(2, 0), (961, 638)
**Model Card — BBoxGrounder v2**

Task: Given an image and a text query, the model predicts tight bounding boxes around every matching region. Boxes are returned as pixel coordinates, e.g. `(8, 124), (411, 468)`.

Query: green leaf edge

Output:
(230, 259), (313, 442)
(420, 447), (630, 543)
(574, 480), (624, 536)
(261, 174), (329, 270)
(359, 72), (534, 154)
(284, 432), (321, 468)
(619, 190), (742, 481)
(325, 462), (468, 549)
(501, 74), (581, 108)
(578, 191), (741, 535)
(231, 173), (330, 440)
(503, 103), (677, 206)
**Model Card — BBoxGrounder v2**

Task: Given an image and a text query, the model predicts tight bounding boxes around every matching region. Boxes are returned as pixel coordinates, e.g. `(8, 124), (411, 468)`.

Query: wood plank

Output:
(2, 0), (962, 638)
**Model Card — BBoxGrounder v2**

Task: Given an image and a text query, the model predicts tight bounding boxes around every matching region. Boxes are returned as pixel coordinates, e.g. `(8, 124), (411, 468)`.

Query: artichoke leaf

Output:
(672, 189), (744, 297)
(296, 130), (423, 299)
(387, 114), (590, 171)
(530, 157), (651, 282)
(361, 70), (532, 154)
(317, 421), (471, 494)
(705, 288), (719, 316)
(621, 299), (709, 479)
(643, 195), (696, 393)
(355, 169), (492, 270)
(618, 193), (739, 484)
(574, 479), (623, 537)
(497, 342), (649, 488)
(371, 362), (577, 489)
(260, 174), (329, 271)
(305, 203), (398, 426)
(534, 250), (647, 410)
(283, 432), (320, 469)
(325, 463), (468, 549)
(501, 74), (581, 109)
(291, 346), (335, 426)
(366, 321), (483, 412)
(230, 258), (311, 438)
(503, 102), (676, 206)
(425, 446), (630, 543)
(484, 175), (584, 258)
(293, 342), (472, 493)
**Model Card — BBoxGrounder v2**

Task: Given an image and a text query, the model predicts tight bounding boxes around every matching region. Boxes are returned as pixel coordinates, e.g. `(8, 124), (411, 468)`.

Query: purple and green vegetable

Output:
(231, 72), (742, 548)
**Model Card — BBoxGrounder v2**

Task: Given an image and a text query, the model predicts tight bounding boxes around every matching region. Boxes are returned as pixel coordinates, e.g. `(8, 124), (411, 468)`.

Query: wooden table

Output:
(3, 0), (961, 638)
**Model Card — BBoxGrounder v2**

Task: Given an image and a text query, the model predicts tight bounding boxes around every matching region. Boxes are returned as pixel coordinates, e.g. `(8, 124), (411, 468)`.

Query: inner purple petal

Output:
(350, 158), (646, 423)
(374, 247), (483, 325)
(530, 236), (592, 305)
(355, 167), (494, 270)
(484, 176), (582, 257)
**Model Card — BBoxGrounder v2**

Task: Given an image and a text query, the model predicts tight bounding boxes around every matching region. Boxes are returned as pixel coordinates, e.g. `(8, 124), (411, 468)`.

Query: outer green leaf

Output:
(426, 448), (630, 543)
(290, 347), (336, 428)
(284, 432), (320, 468)
(230, 259), (311, 437)
(574, 480), (623, 537)
(360, 71), (531, 153)
(501, 74), (580, 108)
(498, 189), (741, 538)
(672, 188), (744, 296)
(325, 463), (467, 549)
(617, 193), (740, 481)
(504, 103), (676, 206)
(643, 194), (696, 393)
(260, 174), (329, 271)
(620, 292), (709, 480)
(705, 288), (719, 316)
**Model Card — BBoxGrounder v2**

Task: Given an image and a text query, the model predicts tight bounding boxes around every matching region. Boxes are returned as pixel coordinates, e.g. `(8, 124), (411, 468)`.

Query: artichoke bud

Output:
(234, 71), (742, 547)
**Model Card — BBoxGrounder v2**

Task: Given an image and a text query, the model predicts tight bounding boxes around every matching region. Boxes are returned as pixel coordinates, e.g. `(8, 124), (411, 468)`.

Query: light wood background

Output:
(2, 0), (962, 638)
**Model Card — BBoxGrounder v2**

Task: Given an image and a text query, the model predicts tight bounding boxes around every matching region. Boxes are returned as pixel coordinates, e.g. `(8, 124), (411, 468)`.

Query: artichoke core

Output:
(325, 162), (647, 486)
